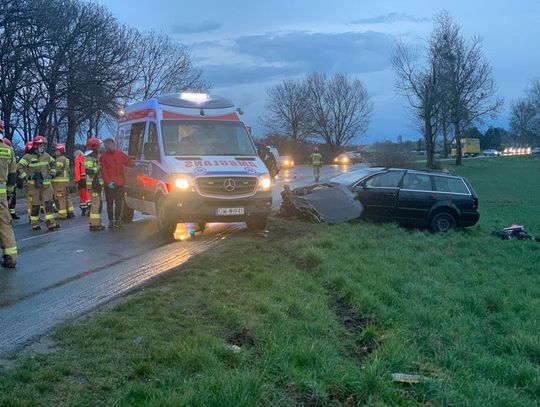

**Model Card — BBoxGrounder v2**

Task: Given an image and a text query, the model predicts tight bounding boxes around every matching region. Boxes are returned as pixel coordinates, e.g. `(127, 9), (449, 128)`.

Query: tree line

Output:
(261, 72), (373, 155)
(510, 80), (540, 146)
(0, 0), (206, 155)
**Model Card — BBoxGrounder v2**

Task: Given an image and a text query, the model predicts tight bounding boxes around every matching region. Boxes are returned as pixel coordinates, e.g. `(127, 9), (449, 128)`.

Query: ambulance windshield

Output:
(162, 120), (256, 156)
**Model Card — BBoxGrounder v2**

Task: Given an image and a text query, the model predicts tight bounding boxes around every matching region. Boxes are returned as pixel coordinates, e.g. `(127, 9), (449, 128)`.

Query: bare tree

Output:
(131, 31), (208, 100)
(392, 41), (441, 168)
(305, 72), (373, 151)
(261, 79), (311, 147)
(510, 99), (539, 146)
(432, 11), (502, 165)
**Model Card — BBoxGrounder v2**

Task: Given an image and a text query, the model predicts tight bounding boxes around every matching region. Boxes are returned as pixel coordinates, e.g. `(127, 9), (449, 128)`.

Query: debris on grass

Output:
(491, 224), (540, 241)
(391, 373), (434, 384)
(280, 183), (363, 224)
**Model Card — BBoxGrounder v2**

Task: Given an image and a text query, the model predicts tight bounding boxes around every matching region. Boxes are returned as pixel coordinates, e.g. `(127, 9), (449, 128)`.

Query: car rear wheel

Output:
(430, 212), (456, 233)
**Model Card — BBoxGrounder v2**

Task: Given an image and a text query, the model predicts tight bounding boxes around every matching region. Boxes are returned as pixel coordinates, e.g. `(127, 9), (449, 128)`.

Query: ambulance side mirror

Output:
(143, 142), (160, 161)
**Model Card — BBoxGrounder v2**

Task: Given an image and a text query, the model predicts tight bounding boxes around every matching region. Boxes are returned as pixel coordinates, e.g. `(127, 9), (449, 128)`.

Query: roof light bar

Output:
(180, 92), (208, 102)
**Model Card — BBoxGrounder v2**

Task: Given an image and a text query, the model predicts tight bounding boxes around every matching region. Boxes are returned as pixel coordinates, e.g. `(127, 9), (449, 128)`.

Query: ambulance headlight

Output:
(174, 177), (190, 190)
(259, 177), (271, 191)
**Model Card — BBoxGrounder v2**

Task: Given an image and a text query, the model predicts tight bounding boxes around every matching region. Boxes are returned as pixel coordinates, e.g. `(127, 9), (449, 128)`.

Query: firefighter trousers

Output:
(89, 189), (102, 227)
(29, 184), (57, 229)
(52, 183), (75, 219)
(0, 194), (17, 263)
(23, 182), (32, 216)
(313, 165), (321, 182)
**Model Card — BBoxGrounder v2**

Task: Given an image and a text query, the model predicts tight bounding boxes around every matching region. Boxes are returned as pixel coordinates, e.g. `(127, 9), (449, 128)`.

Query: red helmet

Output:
(25, 141), (33, 152)
(313, 146), (319, 152)
(32, 135), (47, 149)
(0, 119), (4, 134)
(2, 138), (11, 147)
(54, 143), (66, 154)
(86, 137), (101, 151)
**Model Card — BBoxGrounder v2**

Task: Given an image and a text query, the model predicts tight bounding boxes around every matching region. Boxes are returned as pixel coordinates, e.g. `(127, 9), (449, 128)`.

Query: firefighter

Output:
(21, 142), (34, 220)
(18, 136), (60, 231)
(0, 119), (18, 268)
(74, 149), (90, 216)
(2, 138), (19, 220)
(52, 143), (75, 219)
(310, 146), (323, 182)
(84, 137), (105, 231)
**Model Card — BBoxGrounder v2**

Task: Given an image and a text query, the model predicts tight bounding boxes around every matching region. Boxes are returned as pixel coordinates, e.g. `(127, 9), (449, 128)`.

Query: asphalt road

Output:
(0, 164), (358, 354)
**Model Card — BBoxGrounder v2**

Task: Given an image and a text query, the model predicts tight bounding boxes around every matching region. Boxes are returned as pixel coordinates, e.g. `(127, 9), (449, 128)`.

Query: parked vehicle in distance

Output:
(483, 149), (501, 157)
(451, 138), (481, 157)
(279, 155), (295, 169)
(502, 147), (532, 156)
(531, 147), (540, 155)
(334, 151), (362, 165)
(330, 167), (480, 232)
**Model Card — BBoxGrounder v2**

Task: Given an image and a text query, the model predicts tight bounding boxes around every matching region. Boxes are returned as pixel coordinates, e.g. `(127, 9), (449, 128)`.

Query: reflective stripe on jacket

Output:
(310, 152), (322, 166)
(52, 156), (70, 183)
(17, 152), (56, 185)
(84, 155), (103, 187)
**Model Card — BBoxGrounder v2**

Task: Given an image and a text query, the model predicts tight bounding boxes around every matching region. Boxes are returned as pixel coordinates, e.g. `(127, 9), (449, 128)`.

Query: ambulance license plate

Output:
(216, 207), (244, 216)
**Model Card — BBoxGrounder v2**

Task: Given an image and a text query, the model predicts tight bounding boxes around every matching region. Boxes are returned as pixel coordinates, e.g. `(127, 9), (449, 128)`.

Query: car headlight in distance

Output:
(259, 177), (271, 190)
(175, 177), (190, 190)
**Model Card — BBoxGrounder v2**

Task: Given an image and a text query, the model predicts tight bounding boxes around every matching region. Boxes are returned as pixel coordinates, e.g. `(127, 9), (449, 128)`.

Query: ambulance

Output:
(116, 93), (273, 237)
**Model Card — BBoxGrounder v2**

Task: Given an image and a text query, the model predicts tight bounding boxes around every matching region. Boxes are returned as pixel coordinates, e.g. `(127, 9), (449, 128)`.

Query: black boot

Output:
(11, 213), (20, 220)
(1, 255), (16, 269)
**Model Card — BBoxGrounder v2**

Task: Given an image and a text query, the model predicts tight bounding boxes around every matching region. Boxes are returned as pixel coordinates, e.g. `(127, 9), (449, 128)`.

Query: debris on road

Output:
(280, 183), (363, 224)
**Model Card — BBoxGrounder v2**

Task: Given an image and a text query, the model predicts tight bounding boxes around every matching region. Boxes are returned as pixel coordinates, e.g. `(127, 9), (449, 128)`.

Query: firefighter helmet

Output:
(2, 138), (11, 147)
(54, 143), (66, 154)
(313, 146), (319, 152)
(25, 141), (33, 152)
(32, 135), (47, 149)
(85, 137), (101, 151)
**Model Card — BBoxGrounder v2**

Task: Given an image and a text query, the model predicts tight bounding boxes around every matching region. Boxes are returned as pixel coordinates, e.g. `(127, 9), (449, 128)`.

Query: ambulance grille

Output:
(196, 176), (258, 197)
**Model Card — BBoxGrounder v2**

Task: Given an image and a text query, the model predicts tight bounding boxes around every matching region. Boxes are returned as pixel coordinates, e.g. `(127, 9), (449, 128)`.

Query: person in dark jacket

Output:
(100, 138), (132, 228)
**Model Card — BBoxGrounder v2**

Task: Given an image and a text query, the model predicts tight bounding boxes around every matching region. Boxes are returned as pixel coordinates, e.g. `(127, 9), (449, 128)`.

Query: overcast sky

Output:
(97, 0), (540, 143)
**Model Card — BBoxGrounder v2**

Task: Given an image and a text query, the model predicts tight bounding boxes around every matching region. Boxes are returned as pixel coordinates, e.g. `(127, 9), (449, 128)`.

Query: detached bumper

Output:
(163, 191), (272, 223)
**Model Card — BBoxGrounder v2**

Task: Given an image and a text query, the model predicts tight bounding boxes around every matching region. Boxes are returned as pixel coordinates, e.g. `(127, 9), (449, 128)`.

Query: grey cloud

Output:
(350, 12), (429, 24)
(201, 31), (394, 87)
(171, 21), (221, 34)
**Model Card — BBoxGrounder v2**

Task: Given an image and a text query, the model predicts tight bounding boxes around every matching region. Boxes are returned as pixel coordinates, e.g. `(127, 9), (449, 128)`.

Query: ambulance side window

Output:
(128, 122), (146, 159)
(145, 122), (160, 162)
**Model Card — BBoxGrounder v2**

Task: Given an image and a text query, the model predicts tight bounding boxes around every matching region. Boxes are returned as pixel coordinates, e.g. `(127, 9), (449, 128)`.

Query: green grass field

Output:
(1, 157), (539, 406)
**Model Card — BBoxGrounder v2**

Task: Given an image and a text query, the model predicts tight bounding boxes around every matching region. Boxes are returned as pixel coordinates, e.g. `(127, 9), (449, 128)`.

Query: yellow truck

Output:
(451, 138), (481, 158)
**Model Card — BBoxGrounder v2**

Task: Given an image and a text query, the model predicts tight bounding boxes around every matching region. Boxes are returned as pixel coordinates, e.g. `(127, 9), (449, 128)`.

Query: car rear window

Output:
(402, 173), (432, 191)
(365, 171), (404, 188)
(433, 176), (469, 194)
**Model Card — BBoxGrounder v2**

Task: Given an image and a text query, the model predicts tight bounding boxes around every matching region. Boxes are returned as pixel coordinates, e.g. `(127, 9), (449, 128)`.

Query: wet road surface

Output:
(0, 164), (358, 354)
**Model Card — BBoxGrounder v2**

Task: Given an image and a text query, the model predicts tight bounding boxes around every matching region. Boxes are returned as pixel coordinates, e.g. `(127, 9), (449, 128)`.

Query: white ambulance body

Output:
(116, 93), (272, 236)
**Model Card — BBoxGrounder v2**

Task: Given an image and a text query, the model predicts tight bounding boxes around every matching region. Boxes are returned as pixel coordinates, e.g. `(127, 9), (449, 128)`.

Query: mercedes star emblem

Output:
(223, 178), (236, 192)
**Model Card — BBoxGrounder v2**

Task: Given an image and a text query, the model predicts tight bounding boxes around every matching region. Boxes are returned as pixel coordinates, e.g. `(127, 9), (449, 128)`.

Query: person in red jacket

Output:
(74, 150), (90, 216)
(100, 138), (132, 228)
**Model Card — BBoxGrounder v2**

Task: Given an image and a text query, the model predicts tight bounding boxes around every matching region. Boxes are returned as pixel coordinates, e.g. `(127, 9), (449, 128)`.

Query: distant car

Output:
(280, 155), (295, 169)
(330, 167), (480, 232)
(483, 149), (501, 157)
(334, 151), (362, 165)
(532, 147), (540, 155)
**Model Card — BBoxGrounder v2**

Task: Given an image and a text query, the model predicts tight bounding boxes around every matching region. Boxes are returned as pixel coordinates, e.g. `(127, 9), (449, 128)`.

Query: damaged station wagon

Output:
(330, 168), (480, 232)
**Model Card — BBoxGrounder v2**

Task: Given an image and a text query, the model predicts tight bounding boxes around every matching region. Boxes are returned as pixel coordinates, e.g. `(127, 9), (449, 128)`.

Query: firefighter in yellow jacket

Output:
(84, 137), (105, 231)
(17, 136), (60, 231)
(0, 119), (18, 268)
(52, 143), (75, 219)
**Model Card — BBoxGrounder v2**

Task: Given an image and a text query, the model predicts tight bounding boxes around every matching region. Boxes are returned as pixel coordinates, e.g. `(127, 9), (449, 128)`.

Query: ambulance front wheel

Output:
(246, 216), (268, 231)
(157, 198), (176, 239)
(121, 200), (134, 224)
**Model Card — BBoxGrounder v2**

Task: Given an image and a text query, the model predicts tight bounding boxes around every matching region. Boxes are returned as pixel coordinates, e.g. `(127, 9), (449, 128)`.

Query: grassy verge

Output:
(1, 157), (539, 406)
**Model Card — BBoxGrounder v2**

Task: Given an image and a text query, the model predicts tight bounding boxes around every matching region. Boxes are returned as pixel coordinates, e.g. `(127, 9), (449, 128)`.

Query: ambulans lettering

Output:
(181, 160), (257, 168)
